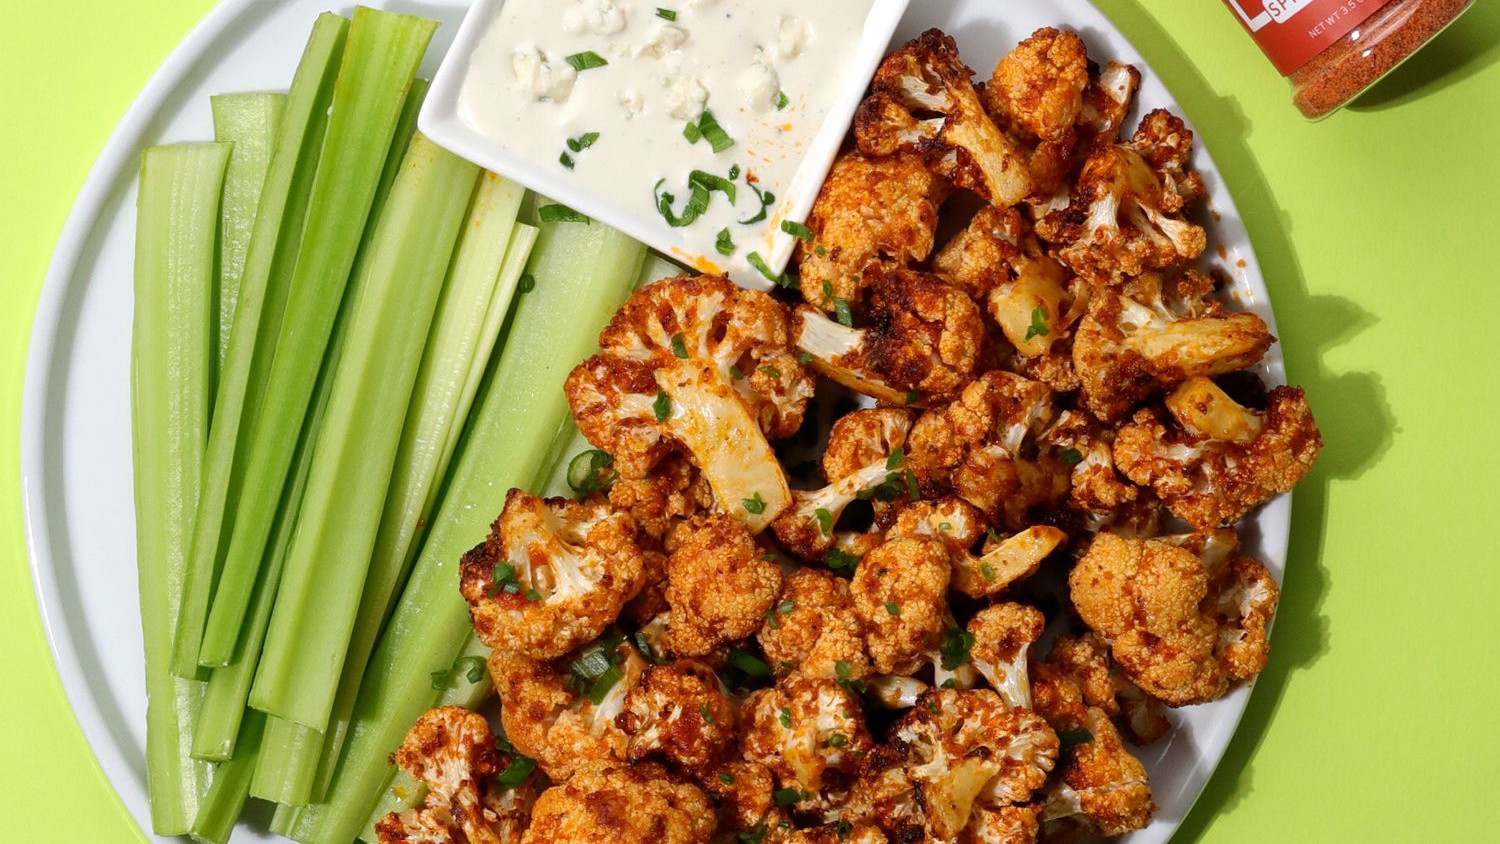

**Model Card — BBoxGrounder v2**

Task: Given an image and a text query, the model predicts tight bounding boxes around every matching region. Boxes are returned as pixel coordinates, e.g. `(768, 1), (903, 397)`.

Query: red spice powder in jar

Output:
(1223, 0), (1475, 120)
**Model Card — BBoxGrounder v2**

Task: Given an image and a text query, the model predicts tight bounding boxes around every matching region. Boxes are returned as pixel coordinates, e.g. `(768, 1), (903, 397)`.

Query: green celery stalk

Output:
(252, 715), (323, 805)
(356, 634), (494, 842)
(133, 141), (232, 834)
(305, 212), (536, 799)
(249, 135), (480, 730)
(189, 711), (265, 844)
(289, 211), (646, 844)
(210, 92), (285, 376)
(200, 7), (437, 666)
(171, 14), (349, 679)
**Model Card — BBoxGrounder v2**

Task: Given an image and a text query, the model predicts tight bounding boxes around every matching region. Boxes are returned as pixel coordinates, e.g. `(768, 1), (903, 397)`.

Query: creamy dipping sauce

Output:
(457, 0), (877, 280)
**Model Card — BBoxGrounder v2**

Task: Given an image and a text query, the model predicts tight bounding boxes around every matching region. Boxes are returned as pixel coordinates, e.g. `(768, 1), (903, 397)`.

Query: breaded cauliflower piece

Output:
(1034, 111), (1207, 284)
(848, 688), (1057, 841)
(1078, 62), (1141, 145)
(566, 276), (814, 531)
(982, 27), (1091, 199)
(1042, 633), (1169, 745)
(617, 660), (738, 776)
(1072, 270), (1274, 423)
(796, 150), (950, 314)
(850, 536), (951, 675)
(1070, 532), (1279, 705)
(967, 603), (1045, 710)
(665, 514), (783, 657)
(521, 762), (715, 844)
(772, 408), (914, 560)
(607, 455), (714, 551)
(855, 29), (1033, 205)
(1039, 410), (1139, 515)
(741, 675), (874, 815)
(758, 567), (870, 681)
(376, 706), (537, 844)
(704, 759), (780, 836)
(907, 371), (1071, 527)
(932, 205), (1025, 302)
(794, 267), (985, 404)
(490, 642), (645, 781)
(884, 497), (1064, 598)
(460, 490), (647, 660)
(1114, 379), (1322, 529)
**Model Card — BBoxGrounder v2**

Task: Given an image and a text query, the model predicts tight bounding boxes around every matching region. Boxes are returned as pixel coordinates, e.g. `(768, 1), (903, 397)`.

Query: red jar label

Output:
(1223, 0), (1385, 74)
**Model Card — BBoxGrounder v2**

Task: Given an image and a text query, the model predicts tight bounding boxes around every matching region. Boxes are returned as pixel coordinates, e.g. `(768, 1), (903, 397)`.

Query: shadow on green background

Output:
(1090, 0), (1459, 838)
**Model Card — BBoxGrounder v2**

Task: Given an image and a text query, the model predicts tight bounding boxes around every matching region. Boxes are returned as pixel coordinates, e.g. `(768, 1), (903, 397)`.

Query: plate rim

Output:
(18, 1), (1289, 841)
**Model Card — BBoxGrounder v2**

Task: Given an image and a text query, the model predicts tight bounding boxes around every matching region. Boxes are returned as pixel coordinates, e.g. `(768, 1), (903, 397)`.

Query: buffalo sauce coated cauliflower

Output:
(1114, 377), (1322, 529)
(1035, 112), (1208, 285)
(1039, 410), (1139, 515)
(705, 759), (781, 838)
(1072, 270), (1274, 423)
(607, 455), (714, 551)
(664, 514), (782, 657)
(773, 408), (914, 560)
(795, 267), (985, 404)
(1078, 62), (1141, 147)
(967, 604), (1045, 710)
(1042, 633), (1169, 745)
(741, 675), (874, 815)
(1069, 532), (1279, 705)
(617, 659), (738, 776)
(850, 536), (951, 675)
(932, 205), (1026, 302)
(521, 762), (715, 844)
(981, 27), (1090, 198)
(758, 567), (870, 681)
(566, 276), (814, 531)
(780, 823), (888, 844)
(855, 29), (1033, 205)
(460, 490), (647, 660)
(907, 371), (1071, 528)
(796, 150), (950, 314)
(376, 706), (537, 844)
(847, 689), (1057, 842)
(490, 642), (645, 781)
(884, 497), (1064, 599)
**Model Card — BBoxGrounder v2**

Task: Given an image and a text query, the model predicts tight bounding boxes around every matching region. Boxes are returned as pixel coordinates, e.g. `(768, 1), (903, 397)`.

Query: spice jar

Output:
(1222, 0), (1475, 119)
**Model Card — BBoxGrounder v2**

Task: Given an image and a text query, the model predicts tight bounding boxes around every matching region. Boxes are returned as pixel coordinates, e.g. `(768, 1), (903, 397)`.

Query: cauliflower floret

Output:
(781, 823), (888, 844)
(490, 641), (646, 781)
(854, 29), (1033, 205)
(375, 706), (537, 844)
(741, 675), (874, 815)
(1072, 271), (1274, 423)
(1070, 532), (1279, 705)
(907, 371), (1071, 527)
(616, 659), (738, 776)
(521, 762), (715, 844)
(773, 408), (915, 560)
(1114, 379), (1322, 528)
(1130, 110), (1205, 208)
(851, 536), (951, 675)
(848, 689), (1057, 841)
(607, 454), (714, 550)
(566, 276), (815, 531)
(885, 498), (1064, 598)
(794, 267), (985, 404)
(1041, 633), (1169, 745)
(704, 759), (781, 836)
(1077, 62), (1141, 145)
(460, 490), (647, 659)
(932, 205), (1026, 302)
(1039, 410), (1139, 515)
(665, 514), (783, 656)
(758, 568), (870, 681)
(795, 150), (950, 314)
(981, 27), (1090, 199)
(967, 604), (1045, 710)
(1034, 111), (1207, 284)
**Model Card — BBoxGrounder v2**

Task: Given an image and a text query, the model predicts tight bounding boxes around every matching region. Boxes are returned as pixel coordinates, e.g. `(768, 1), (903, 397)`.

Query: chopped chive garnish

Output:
(729, 648), (772, 679)
(696, 109), (735, 153)
(780, 220), (814, 241)
(657, 7), (678, 20)
(683, 121), (703, 143)
(814, 507), (833, 536)
(588, 664), (624, 703)
(825, 547), (860, 574)
(565, 51), (609, 71)
(904, 390), (921, 405)
(886, 446), (906, 471)
(538, 203), (590, 223)
(689, 169), (737, 203)
(816, 244), (829, 256)
(524, 589), (542, 602)
(747, 251), (796, 289)
(833, 297), (853, 327)
(568, 131), (601, 152)
(796, 351), (812, 364)
(778, 707), (792, 728)
(773, 788), (802, 807)
(715, 228), (736, 256)
(653, 178), (711, 228)
(1059, 727), (1095, 749)
(1060, 447), (1084, 465)
(730, 365), (746, 380)
(742, 492), (768, 514)
(884, 601), (901, 616)
(494, 755), (536, 788)
(759, 364), (782, 379)
(653, 390), (671, 421)
(1026, 305), (1051, 340)
(981, 561), (997, 581)
(517, 273), (536, 293)
(778, 599), (795, 615)
(835, 659), (866, 693)
(699, 703), (715, 723)
(670, 332), (689, 359)
(774, 90), (790, 110)
(559, 151), (575, 169)
(739, 181), (775, 224)
(718, 771), (734, 784)
(827, 733), (847, 747)
(940, 627), (976, 671)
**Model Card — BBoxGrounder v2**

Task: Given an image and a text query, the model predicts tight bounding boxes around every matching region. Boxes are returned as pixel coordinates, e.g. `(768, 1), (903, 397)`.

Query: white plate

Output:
(20, 1), (1288, 842)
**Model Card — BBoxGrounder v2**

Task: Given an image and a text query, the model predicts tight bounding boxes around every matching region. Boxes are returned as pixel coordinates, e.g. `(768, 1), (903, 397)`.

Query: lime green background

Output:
(4, 1), (1498, 841)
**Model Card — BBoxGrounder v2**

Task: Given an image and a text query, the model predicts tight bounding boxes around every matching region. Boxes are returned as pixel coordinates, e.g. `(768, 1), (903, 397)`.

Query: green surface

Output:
(2, 1), (1498, 841)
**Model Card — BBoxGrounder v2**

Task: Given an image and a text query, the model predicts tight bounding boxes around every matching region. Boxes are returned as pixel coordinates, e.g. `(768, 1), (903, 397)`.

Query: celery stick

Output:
(638, 250), (690, 287)
(356, 634), (494, 842)
(252, 716), (324, 805)
(304, 204), (534, 798)
(271, 802), (301, 837)
(201, 8), (438, 666)
(289, 212), (646, 844)
(211, 92), (285, 376)
(250, 135), (479, 730)
(189, 711), (264, 844)
(134, 142), (232, 834)
(172, 14), (349, 679)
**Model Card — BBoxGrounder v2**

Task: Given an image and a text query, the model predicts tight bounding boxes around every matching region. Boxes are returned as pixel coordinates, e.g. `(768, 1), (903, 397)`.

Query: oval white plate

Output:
(21, 1), (1288, 841)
